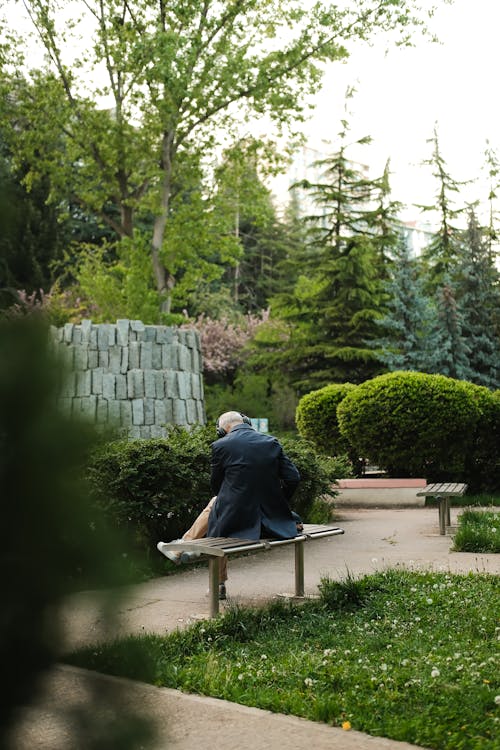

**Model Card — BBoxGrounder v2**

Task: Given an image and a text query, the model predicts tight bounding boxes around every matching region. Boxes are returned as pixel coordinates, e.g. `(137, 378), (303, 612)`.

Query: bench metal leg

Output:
(438, 497), (446, 535)
(208, 558), (220, 617)
(295, 540), (305, 597)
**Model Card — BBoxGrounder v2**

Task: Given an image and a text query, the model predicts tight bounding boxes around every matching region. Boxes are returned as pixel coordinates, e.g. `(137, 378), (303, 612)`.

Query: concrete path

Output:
(7, 507), (500, 750)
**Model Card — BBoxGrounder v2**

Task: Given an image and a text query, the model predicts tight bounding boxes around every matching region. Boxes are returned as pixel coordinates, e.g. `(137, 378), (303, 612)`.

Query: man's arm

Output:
(210, 443), (225, 496)
(278, 445), (301, 501)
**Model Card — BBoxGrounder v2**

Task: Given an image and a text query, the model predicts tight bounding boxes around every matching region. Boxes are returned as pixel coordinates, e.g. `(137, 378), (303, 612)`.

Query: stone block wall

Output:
(50, 319), (205, 438)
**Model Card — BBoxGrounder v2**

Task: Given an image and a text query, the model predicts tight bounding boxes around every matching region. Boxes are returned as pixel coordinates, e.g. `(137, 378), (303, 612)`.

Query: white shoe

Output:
(158, 539), (201, 565)
(160, 539), (184, 565)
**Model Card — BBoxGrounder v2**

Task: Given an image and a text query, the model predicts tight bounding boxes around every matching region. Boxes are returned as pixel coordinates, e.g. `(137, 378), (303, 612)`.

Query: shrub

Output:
(87, 429), (348, 557)
(279, 437), (353, 521)
(336, 371), (481, 481)
(295, 383), (356, 455)
(87, 426), (214, 550)
(464, 386), (500, 492)
(452, 509), (500, 553)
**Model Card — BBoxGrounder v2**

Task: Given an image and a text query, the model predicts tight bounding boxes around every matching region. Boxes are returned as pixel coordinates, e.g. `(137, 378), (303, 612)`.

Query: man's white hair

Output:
(218, 411), (244, 431)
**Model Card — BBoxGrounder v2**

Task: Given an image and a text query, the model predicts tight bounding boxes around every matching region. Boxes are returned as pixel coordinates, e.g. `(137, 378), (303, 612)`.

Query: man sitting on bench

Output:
(162, 411), (302, 600)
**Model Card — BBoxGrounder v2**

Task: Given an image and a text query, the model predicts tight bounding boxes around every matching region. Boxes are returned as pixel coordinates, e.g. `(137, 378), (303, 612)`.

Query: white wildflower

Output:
(304, 677), (314, 687)
(431, 668), (440, 678)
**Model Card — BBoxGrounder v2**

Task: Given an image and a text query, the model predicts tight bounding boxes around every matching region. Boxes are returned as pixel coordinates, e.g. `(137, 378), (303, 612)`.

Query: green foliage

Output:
(420, 124), (468, 287)
(372, 233), (435, 370)
(204, 372), (299, 433)
(267, 106), (393, 390)
(0, 316), (154, 746)
(452, 510), (500, 553)
(318, 570), (371, 611)
(86, 428), (344, 556)
(67, 570), (500, 750)
(464, 386), (500, 492)
(306, 496), (335, 524)
(74, 236), (165, 324)
(0, 134), (65, 304)
(279, 437), (352, 521)
(453, 210), (500, 389)
(3, 1), (431, 313)
(336, 371), (482, 481)
(86, 426), (214, 546)
(295, 382), (356, 455)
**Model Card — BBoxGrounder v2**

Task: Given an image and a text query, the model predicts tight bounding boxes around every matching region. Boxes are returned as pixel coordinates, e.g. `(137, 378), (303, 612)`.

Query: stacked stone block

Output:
(51, 319), (205, 439)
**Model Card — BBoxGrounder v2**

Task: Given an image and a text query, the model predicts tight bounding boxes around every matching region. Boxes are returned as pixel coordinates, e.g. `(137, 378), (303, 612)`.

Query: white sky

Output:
(274, 0), (500, 224)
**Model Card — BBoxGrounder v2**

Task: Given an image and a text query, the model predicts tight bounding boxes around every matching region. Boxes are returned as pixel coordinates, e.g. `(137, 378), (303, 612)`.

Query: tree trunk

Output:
(152, 130), (176, 313)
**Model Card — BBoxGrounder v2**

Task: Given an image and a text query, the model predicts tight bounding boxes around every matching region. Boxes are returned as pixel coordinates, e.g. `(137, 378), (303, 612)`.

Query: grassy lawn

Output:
(66, 569), (500, 750)
(453, 510), (500, 553)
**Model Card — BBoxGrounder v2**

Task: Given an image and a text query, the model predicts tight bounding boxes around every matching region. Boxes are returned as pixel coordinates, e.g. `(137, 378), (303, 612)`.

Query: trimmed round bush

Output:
(295, 383), (357, 455)
(336, 371), (481, 481)
(464, 385), (500, 492)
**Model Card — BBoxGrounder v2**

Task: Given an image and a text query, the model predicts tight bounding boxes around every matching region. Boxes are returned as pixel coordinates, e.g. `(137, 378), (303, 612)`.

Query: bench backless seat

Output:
(158, 523), (345, 617)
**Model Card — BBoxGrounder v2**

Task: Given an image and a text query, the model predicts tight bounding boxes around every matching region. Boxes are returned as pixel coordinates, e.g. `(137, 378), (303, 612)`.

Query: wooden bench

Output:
(416, 482), (468, 535)
(157, 523), (345, 617)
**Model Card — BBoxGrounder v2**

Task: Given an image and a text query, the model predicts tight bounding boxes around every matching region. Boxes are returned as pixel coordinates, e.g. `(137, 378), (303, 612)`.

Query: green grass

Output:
(65, 569), (500, 750)
(425, 494), (500, 508)
(453, 510), (500, 553)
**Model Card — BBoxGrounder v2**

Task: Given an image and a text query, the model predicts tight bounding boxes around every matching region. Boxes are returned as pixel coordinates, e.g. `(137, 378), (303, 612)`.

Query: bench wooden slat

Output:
(158, 525), (344, 559)
(417, 483), (467, 497)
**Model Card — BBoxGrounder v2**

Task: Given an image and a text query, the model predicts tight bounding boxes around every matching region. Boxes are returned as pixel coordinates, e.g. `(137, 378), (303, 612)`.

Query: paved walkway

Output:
(7, 507), (500, 750)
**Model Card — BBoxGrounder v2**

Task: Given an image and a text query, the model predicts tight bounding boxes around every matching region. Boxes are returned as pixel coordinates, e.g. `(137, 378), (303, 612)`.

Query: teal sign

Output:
(251, 418), (269, 433)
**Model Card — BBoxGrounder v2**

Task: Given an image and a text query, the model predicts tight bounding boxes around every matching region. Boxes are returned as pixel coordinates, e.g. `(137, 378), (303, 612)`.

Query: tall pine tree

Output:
(419, 123), (468, 288)
(425, 276), (473, 381)
(269, 105), (395, 391)
(454, 209), (500, 388)
(371, 234), (434, 370)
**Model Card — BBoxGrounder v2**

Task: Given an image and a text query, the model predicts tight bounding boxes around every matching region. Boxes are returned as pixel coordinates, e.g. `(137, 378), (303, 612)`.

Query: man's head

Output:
(216, 411), (245, 437)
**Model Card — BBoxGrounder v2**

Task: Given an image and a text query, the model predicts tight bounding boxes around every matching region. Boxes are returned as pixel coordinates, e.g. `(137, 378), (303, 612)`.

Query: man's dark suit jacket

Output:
(207, 422), (301, 540)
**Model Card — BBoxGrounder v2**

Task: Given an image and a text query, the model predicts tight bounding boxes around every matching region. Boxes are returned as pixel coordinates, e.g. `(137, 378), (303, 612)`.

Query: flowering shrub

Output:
(183, 311), (268, 378)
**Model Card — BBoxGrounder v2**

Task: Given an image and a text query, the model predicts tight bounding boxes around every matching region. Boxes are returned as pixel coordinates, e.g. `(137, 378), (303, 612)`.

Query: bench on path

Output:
(157, 523), (345, 617)
(416, 482), (468, 535)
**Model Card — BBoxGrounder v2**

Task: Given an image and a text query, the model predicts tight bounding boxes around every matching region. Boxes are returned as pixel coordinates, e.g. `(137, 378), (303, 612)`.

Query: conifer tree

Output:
(268, 104), (392, 391)
(454, 209), (500, 388)
(483, 141), (500, 259)
(419, 123), (468, 288)
(371, 234), (433, 370)
(425, 276), (473, 381)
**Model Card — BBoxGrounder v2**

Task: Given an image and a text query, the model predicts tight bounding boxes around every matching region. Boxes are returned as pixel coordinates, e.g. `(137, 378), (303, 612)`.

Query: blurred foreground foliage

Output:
(0, 316), (155, 748)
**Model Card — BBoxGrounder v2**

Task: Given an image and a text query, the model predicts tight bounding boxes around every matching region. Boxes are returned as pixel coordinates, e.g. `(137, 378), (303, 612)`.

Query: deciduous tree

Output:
(1, 0), (439, 314)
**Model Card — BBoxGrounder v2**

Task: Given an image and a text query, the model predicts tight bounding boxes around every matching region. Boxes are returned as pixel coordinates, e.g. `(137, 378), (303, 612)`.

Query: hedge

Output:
(336, 371), (484, 482)
(295, 383), (357, 456)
